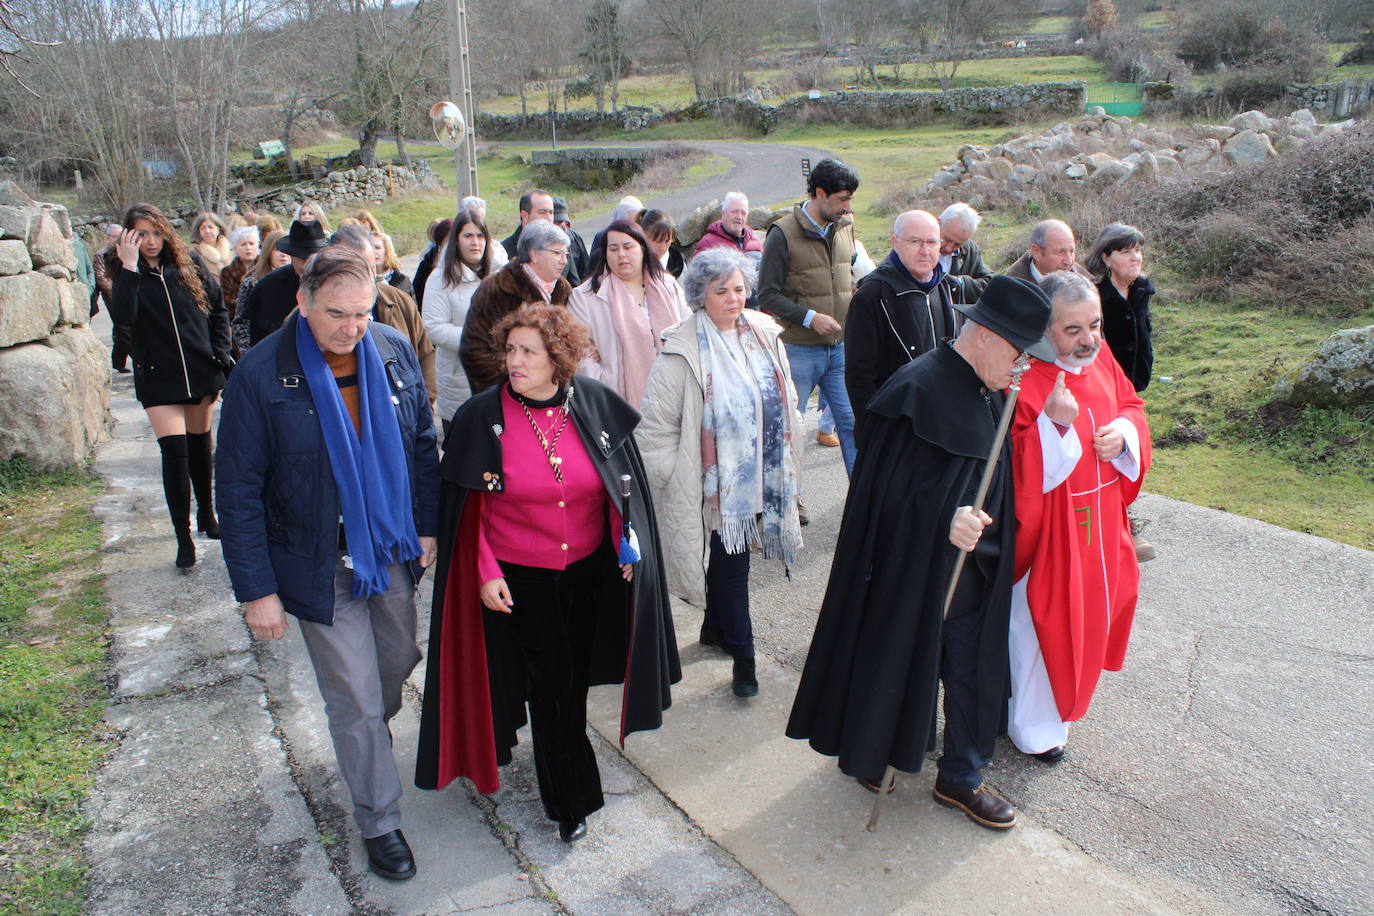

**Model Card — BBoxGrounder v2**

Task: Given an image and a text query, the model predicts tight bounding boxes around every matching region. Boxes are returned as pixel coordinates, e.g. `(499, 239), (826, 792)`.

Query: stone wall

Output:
(477, 82), (1087, 139)
(916, 107), (1354, 213)
(0, 182), (110, 470)
(241, 162), (445, 214)
(1285, 81), (1374, 119)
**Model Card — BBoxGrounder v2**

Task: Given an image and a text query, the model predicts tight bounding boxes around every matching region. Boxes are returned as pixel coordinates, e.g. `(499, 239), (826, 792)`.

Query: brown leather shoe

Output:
(932, 780), (1016, 830)
(1134, 534), (1157, 562)
(816, 430), (840, 447)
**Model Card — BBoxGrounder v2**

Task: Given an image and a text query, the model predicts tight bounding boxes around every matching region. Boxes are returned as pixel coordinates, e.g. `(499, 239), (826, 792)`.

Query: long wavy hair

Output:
(440, 207), (493, 289)
(107, 203), (211, 315)
(251, 229), (288, 281)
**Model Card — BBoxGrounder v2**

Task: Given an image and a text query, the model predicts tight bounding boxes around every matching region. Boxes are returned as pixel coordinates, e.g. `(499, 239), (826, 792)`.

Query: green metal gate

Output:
(1084, 83), (1144, 116)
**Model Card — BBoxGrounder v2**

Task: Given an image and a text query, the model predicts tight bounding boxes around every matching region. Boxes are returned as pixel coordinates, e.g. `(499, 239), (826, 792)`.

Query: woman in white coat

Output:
(568, 219), (689, 408)
(422, 208), (497, 433)
(636, 248), (803, 699)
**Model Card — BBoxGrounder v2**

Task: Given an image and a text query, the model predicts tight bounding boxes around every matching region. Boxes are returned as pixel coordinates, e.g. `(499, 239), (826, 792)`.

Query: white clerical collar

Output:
(1054, 359), (1086, 374)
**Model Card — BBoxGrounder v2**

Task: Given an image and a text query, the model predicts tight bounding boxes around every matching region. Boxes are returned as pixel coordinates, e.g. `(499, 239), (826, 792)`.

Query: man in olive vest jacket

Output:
(758, 158), (862, 474)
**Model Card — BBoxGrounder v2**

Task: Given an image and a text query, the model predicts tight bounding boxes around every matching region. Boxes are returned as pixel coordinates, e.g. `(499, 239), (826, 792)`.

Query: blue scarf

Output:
(885, 250), (945, 293)
(295, 317), (420, 598)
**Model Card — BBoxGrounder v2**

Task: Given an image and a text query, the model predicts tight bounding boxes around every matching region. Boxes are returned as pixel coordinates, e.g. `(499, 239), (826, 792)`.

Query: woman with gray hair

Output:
(637, 247), (803, 699)
(1085, 222), (1153, 393)
(459, 220), (574, 396)
(218, 226), (260, 341)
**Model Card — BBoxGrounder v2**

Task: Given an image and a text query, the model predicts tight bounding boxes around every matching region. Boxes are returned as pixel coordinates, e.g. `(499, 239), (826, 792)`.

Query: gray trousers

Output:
(298, 557), (421, 838)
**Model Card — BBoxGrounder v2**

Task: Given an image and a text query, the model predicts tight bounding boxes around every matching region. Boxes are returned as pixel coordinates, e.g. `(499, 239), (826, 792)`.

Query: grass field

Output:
(476, 56), (1108, 118)
(0, 459), (110, 915)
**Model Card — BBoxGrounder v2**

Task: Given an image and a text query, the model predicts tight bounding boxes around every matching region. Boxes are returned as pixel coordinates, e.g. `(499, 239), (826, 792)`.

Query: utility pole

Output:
(445, 0), (478, 198)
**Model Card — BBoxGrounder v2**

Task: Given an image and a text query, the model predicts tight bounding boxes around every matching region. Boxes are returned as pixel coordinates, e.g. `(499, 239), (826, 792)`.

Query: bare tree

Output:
(912, 0), (1025, 90)
(1082, 0), (1118, 39)
(642, 0), (761, 102)
(3, 0), (153, 208)
(583, 0), (626, 113)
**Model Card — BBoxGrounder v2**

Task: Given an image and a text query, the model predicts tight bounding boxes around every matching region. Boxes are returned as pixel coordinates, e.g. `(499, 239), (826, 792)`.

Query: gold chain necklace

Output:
(519, 387), (573, 482)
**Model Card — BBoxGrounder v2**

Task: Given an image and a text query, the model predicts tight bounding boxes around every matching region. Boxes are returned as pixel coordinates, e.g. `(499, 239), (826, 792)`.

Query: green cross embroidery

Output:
(1075, 505), (1093, 547)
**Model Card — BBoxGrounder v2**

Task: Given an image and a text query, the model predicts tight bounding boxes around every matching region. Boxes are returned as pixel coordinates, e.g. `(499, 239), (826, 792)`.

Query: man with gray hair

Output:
(1006, 219), (1093, 283)
(460, 195), (488, 221)
(217, 245), (440, 881)
(844, 209), (958, 441)
(938, 203), (994, 303)
(1005, 270), (1150, 765)
(694, 191), (764, 260)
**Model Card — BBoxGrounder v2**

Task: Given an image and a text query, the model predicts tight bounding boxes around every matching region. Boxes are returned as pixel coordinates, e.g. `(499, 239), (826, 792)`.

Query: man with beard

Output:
(1006, 271), (1151, 762)
(787, 275), (1055, 830)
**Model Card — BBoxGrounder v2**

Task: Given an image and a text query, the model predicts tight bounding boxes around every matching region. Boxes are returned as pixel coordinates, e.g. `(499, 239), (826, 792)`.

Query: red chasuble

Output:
(1011, 345), (1151, 722)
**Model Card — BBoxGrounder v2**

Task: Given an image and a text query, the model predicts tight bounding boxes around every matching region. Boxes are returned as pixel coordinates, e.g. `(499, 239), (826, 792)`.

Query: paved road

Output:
(485, 139), (834, 236)
(753, 423), (1374, 915)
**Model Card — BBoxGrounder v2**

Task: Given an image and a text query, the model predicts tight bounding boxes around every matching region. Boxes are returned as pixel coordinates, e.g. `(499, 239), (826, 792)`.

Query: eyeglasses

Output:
(540, 248), (569, 260)
(898, 237), (941, 249)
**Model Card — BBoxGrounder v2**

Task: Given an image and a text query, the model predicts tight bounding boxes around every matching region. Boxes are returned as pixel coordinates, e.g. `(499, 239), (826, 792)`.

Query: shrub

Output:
(1176, 0), (1326, 76)
(1069, 122), (1374, 316)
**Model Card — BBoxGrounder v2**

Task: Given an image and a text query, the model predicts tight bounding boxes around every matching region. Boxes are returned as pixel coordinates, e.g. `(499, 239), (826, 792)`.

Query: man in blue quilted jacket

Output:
(216, 246), (439, 881)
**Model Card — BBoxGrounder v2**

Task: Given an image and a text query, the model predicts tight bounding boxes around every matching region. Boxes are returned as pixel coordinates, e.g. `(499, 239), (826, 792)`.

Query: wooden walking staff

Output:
(866, 354), (1033, 832)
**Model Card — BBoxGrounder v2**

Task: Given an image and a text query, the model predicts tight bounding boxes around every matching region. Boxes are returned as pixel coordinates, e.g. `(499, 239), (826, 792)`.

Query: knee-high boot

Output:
(158, 434), (195, 568)
(186, 431), (219, 539)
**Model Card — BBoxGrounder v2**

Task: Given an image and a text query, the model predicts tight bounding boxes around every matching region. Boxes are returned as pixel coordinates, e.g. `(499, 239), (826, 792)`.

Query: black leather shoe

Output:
(856, 775), (895, 795)
(1032, 745), (1065, 763)
(365, 829), (416, 880)
(558, 820), (587, 843)
(932, 780), (1017, 830)
(732, 658), (758, 698)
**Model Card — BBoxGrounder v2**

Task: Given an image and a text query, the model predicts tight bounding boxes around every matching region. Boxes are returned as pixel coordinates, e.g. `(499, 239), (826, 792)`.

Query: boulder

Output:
(1010, 164), (1043, 188)
(0, 239), (31, 276)
(1129, 151), (1160, 182)
(1193, 124), (1235, 142)
(1289, 108), (1318, 128)
(1089, 159), (1133, 186)
(1084, 152), (1117, 172)
(1156, 155), (1184, 179)
(1227, 110), (1272, 133)
(928, 170), (960, 191)
(0, 271), (61, 346)
(1273, 326), (1374, 408)
(1223, 129), (1277, 165)
(1062, 162), (1087, 180)
(0, 204), (31, 242)
(0, 181), (34, 207)
(678, 200), (720, 247)
(985, 158), (1014, 182)
(0, 327), (110, 470)
(966, 159), (994, 179)
(57, 278), (89, 326)
(40, 204), (72, 239)
(27, 209), (76, 271)
(958, 144), (988, 166)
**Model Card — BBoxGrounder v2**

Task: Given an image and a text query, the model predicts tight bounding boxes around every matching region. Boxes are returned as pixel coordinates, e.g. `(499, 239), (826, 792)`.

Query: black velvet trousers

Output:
(498, 545), (608, 824)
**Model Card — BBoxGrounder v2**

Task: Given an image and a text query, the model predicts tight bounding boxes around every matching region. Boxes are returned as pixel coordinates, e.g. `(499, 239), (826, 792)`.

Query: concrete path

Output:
(82, 309), (1374, 915)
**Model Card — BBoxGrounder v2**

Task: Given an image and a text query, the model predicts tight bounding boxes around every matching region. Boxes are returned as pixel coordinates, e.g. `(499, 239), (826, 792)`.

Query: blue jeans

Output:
(785, 342), (856, 474)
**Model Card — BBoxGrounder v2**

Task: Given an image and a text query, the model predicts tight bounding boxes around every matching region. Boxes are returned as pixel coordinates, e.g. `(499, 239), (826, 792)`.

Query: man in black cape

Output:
(786, 275), (1054, 830)
(415, 374), (681, 801)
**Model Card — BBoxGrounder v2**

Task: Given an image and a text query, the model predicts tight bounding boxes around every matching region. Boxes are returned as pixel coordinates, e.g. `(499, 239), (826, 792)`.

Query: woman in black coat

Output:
(416, 304), (679, 844)
(1086, 223), (1154, 392)
(108, 203), (232, 568)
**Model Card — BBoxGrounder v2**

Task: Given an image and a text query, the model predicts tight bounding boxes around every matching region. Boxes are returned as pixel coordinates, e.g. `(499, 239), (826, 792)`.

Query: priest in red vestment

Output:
(1008, 271), (1151, 760)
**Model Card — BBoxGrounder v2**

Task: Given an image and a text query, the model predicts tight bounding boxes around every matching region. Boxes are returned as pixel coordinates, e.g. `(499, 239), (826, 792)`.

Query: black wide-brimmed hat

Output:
(953, 275), (1057, 362)
(276, 219), (329, 258)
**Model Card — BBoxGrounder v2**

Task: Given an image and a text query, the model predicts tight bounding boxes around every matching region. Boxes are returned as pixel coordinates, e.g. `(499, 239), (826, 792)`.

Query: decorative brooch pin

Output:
(492, 423), (503, 437)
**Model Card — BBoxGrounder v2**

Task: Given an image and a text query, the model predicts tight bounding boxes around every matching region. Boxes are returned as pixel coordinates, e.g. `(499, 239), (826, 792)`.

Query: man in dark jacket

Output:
(552, 196), (589, 286)
(845, 209), (958, 441)
(1005, 219), (1094, 284)
(788, 275), (1055, 831)
(236, 219), (328, 347)
(217, 247), (440, 882)
(499, 188), (555, 260)
(938, 202), (994, 304)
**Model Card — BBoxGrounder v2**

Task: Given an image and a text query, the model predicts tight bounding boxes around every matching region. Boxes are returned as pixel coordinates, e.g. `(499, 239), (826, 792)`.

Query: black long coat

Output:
(787, 345), (1015, 779)
(415, 375), (680, 794)
(108, 253), (230, 407)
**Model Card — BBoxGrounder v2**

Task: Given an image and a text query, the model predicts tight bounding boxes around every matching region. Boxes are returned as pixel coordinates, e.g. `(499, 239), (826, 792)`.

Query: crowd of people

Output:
(90, 159), (1156, 880)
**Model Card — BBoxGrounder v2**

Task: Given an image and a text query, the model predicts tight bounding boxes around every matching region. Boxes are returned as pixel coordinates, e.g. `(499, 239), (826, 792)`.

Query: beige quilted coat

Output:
(636, 309), (803, 609)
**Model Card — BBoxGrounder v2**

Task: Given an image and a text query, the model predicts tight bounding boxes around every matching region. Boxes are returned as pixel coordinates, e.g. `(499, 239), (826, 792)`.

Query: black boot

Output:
(187, 431), (219, 538)
(732, 657), (758, 698)
(158, 435), (195, 568)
